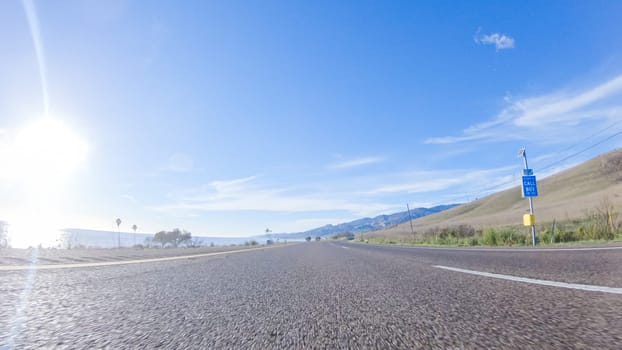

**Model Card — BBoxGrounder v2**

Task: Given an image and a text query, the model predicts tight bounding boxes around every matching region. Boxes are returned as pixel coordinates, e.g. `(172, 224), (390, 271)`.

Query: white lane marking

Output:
(363, 243), (622, 252)
(0, 245), (287, 272)
(434, 265), (622, 295)
(341, 246), (351, 249)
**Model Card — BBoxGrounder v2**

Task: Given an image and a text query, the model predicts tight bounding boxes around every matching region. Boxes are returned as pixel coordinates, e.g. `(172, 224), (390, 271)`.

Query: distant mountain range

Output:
(261, 204), (459, 239)
(55, 204), (457, 247)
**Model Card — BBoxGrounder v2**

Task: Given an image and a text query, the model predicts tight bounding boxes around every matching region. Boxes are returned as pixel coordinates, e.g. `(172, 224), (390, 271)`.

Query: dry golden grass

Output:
(372, 149), (622, 240)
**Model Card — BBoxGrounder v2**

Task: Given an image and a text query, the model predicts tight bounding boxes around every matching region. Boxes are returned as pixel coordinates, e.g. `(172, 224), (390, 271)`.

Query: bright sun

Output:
(13, 118), (88, 185)
(6, 118), (88, 247)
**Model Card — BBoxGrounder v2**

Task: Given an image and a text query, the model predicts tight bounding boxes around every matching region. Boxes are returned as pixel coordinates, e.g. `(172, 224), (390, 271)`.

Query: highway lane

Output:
(333, 242), (622, 287)
(1, 242), (621, 349)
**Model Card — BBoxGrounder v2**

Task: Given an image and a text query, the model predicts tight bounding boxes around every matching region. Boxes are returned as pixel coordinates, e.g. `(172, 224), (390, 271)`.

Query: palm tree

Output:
(116, 218), (122, 248)
(132, 224), (138, 247)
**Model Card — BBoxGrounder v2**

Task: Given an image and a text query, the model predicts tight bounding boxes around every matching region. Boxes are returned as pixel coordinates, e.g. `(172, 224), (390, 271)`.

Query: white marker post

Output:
(518, 148), (537, 246)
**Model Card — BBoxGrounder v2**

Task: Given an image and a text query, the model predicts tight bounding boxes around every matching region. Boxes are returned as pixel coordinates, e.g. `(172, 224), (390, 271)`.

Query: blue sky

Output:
(1, 0), (622, 245)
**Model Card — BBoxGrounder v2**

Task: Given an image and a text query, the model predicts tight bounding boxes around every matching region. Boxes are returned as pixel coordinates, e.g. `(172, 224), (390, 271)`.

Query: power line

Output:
(467, 125), (622, 201)
(551, 119), (622, 156)
(538, 127), (622, 173)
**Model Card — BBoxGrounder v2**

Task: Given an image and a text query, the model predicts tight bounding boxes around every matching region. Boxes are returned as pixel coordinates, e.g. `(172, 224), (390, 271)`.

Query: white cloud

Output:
(330, 156), (384, 169)
(151, 175), (397, 217)
(370, 177), (463, 194)
(367, 165), (516, 195)
(425, 73), (622, 145)
(208, 175), (257, 193)
(151, 162), (527, 221)
(152, 196), (395, 217)
(424, 134), (491, 145)
(512, 75), (622, 127)
(475, 32), (515, 50)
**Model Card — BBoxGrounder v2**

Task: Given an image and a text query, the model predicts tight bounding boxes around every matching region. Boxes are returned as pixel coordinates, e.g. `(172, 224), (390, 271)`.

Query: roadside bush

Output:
(425, 225), (477, 243)
(576, 201), (619, 241)
(482, 228), (498, 246)
(577, 223), (614, 241)
(537, 229), (553, 244)
(553, 228), (576, 242)
(482, 227), (526, 246)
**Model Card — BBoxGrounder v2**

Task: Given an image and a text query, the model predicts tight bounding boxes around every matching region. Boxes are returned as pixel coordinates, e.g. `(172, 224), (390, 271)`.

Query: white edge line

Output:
(434, 265), (622, 295)
(0, 245), (289, 271)
(361, 243), (622, 252)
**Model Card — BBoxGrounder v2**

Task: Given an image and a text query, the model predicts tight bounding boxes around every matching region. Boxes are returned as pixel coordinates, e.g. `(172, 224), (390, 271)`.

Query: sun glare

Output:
(6, 118), (88, 247)
(13, 118), (88, 185)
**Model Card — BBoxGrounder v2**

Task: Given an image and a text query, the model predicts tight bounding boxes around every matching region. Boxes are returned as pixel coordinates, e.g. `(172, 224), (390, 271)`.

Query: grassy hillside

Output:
(371, 149), (622, 240)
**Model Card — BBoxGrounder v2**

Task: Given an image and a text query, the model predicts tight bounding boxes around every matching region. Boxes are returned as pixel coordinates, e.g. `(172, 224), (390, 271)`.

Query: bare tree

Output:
(153, 228), (193, 248)
(154, 231), (167, 248)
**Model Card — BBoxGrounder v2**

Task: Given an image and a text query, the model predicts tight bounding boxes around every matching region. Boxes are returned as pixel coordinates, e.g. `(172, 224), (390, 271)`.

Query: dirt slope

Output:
(372, 149), (622, 239)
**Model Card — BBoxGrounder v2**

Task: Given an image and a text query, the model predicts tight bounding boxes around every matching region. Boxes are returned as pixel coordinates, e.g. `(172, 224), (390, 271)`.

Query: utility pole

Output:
(518, 148), (537, 246)
(406, 203), (415, 241)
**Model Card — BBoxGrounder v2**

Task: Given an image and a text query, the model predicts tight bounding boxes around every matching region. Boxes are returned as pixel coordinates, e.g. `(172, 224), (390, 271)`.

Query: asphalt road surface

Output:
(1, 242), (621, 349)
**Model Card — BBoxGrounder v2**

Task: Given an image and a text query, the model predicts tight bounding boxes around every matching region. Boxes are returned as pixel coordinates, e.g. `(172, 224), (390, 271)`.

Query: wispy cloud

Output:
(330, 156), (384, 169)
(120, 194), (137, 203)
(151, 175), (397, 216)
(209, 175), (257, 192)
(425, 74), (622, 145)
(474, 32), (515, 50)
(513, 75), (622, 127)
(151, 161), (527, 221)
(367, 165), (516, 196)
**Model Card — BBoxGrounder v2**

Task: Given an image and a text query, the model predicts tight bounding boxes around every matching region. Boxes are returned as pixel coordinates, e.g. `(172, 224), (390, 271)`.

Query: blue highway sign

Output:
(522, 175), (538, 197)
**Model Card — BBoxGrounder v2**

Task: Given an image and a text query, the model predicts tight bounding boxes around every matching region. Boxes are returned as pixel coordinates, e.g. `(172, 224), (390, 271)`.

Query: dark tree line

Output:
(153, 228), (192, 248)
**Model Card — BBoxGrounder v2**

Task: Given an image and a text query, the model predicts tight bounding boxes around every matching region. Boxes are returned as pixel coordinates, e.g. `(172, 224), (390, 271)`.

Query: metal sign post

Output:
(518, 148), (538, 246)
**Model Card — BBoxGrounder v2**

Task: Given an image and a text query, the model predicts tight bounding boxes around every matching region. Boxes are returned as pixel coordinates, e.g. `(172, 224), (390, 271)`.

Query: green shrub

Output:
(555, 229), (577, 242)
(538, 229), (553, 244)
(482, 228), (498, 246)
(468, 237), (480, 246)
(482, 227), (526, 246)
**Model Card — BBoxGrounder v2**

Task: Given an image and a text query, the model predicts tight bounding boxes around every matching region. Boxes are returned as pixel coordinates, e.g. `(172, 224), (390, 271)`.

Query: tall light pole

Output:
(116, 218), (122, 248)
(518, 148), (537, 246)
(132, 224), (138, 247)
